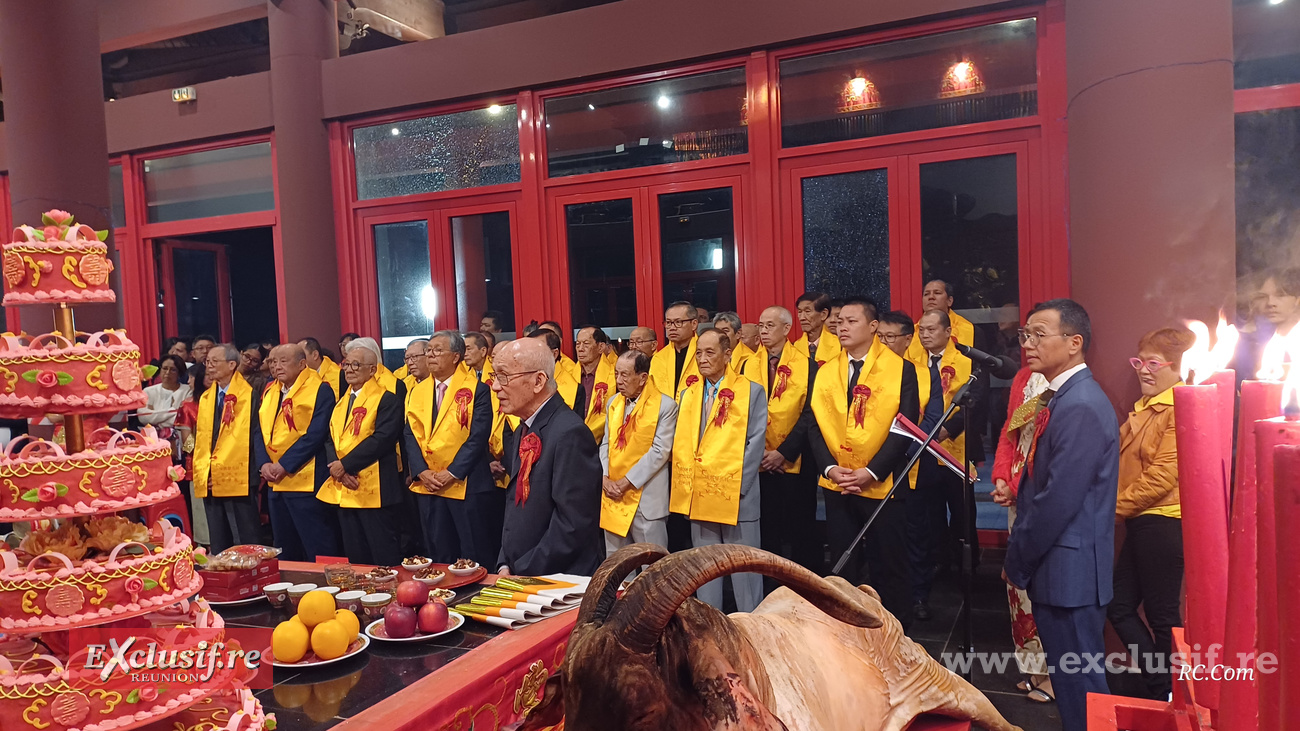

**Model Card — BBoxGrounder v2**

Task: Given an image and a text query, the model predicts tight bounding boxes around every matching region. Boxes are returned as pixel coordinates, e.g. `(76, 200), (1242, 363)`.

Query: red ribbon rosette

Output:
(280, 398), (297, 431)
(851, 384), (872, 427)
(221, 393), (237, 426)
(773, 365), (792, 399)
(590, 382), (609, 415)
(615, 414), (633, 451)
(685, 375), (699, 388)
(455, 388), (474, 428)
(484, 376), (495, 389)
(712, 388), (735, 428)
(940, 365), (956, 393)
(516, 432), (543, 506)
(350, 407), (367, 436)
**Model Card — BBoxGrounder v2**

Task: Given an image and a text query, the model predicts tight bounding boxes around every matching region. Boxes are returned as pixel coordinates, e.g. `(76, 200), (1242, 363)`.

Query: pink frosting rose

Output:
(45, 209), (73, 225)
(125, 576), (144, 594)
(35, 371), (59, 388)
(139, 687), (158, 702)
(37, 483), (59, 502)
(42, 226), (60, 240)
(167, 465), (187, 482)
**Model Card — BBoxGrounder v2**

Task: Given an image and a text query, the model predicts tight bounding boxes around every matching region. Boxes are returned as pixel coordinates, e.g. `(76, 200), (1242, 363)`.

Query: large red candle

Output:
(1173, 383), (1231, 711)
(1276, 444), (1300, 730)
(1255, 417), (1300, 729)
(1220, 381), (1284, 731)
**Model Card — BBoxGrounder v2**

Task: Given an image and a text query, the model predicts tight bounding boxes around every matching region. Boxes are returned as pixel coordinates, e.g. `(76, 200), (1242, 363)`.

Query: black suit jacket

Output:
(325, 390), (405, 507)
(498, 395), (603, 576)
(253, 381), (336, 491)
(404, 380), (494, 495)
(806, 359), (921, 485)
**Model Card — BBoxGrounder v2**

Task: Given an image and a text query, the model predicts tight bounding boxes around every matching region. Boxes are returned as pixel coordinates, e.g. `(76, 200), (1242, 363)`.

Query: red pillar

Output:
(1065, 0), (1236, 410)
(268, 0), (342, 345)
(0, 0), (116, 333)
(1275, 444), (1300, 730)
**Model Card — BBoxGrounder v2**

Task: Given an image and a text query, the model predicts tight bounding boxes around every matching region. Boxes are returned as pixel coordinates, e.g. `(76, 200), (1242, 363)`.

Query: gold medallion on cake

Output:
(110, 360), (140, 391)
(79, 252), (114, 286)
(46, 583), (86, 617)
(2, 252), (24, 288)
(100, 464), (135, 498)
(51, 690), (91, 727)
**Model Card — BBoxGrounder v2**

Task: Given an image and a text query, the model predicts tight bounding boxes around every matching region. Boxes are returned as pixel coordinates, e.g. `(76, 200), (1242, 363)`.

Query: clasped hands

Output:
(259, 462), (287, 484)
(760, 450), (794, 473)
(327, 460), (360, 491)
(991, 478), (1014, 507)
(602, 476), (632, 500)
(418, 469), (457, 493)
(826, 465), (876, 494)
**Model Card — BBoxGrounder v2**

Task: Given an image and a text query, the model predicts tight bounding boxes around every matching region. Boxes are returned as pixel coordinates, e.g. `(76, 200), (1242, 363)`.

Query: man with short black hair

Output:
(1003, 298), (1117, 731)
(463, 332), (492, 379)
(794, 291), (841, 366)
(575, 326), (616, 441)
(300, 337), (342, 398)
(876, 311), (916, 358)
(481, 310), (504, 335)
(650, 301), (701, 398)
(907, 279), (987, 468)
(529, 329), (584, 411)
(190, 335), (217, 377)
(827, 298), (845, 337)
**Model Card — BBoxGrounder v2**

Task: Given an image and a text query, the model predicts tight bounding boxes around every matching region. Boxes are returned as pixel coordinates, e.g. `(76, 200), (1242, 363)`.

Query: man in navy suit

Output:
(1003, 299), (1119, 731)
(493, 337), (603, 577)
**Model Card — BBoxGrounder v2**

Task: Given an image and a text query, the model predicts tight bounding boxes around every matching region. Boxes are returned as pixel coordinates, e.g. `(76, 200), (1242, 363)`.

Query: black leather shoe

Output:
(913, 601), (932, 621)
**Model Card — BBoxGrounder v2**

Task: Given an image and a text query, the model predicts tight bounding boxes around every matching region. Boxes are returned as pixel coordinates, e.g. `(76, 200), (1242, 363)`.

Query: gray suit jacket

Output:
(688, 379), (766, 524)
(599, 392), (678, 521)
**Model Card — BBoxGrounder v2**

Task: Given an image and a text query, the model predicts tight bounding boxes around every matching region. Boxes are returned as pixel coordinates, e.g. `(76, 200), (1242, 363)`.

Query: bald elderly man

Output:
(491, 338), (603, 576)
(253, 344), (341, 561)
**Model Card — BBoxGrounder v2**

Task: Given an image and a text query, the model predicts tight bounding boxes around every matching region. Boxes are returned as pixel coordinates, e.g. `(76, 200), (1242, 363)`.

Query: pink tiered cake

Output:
(2, 210), (115, 305)
(0, 330), (146, 417)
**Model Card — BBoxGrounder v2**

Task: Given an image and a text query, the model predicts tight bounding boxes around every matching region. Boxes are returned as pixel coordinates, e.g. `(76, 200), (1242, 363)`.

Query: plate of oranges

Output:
(272, 588), (371, 668)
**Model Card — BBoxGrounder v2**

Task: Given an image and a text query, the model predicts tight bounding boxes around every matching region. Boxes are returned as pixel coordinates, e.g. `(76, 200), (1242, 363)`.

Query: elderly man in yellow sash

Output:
(599, 350), (677, 555)
(253, 344), (340, 562)
(318, 342), (405, 566)
(752, 305), (824, 576)
(574, 326), (618, 443)
(464, 331), (494, 381)
(400, 339), (430, 393)
(628, 326), (659, 359)
(405, 331), (499, 566)
(671, 329), (768, 612)
(739, 322), (761, 355)
(808, 296), (920, 627)
(906, 309), (983, 621)
(193, 344), (262, 553)
(529, 329), (584, 410)
(300, 337), (342, 400)
(650, 301), (701, 399)
(538, 320), (581, 382)
(794, 291), (842, 366)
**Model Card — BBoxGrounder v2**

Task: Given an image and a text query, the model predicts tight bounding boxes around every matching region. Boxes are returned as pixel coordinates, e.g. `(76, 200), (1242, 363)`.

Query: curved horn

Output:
(610, 544), (882, 654)
(575, 542), (669, 626)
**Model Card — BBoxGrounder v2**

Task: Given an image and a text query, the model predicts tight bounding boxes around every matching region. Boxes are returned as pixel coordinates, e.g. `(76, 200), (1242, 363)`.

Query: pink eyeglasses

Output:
(1130, 357), (1173, 373)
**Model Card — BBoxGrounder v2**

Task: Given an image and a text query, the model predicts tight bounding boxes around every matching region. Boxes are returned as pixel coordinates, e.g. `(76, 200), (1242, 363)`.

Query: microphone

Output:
(955, 343), (1020, 379)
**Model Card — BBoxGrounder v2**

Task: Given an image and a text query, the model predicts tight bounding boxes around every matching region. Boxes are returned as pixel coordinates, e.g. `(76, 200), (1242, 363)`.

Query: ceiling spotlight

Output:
(390, 127), (401, 136)
(656, 95), (671, 109)
(1268, 0), (1284, 5)
(588, 104), (596, 111)
(488, 104), (502, 114)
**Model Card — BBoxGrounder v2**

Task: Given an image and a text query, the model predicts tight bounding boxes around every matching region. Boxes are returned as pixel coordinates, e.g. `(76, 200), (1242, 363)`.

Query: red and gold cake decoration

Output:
(0, 331), (147, 417)
(2, 210), (115, 305)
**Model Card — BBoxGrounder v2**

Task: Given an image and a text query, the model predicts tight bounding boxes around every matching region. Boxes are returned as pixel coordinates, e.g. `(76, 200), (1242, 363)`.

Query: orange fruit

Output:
(298, 591), (337, 629)
(334, 608), (360, 640)
(272, 619), (310, 664)
(310, 619), (351, 661)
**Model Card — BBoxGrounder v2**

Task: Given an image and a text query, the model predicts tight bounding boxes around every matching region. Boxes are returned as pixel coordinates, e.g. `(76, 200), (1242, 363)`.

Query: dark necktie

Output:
(211, 388), (225, 449)
(345, 390), (357, 418)
(929, 356), (943, 400)
(847, 359), (863, 405)
(768, 354), (779, 389)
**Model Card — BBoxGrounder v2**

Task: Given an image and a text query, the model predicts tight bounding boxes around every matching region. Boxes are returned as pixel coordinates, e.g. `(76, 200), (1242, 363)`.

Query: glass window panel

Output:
(1234, 0), (1300, 89)
(780, 20), (1037, 147)
(109, 164), (126, 229)
(451, 211), (516, 337)
(567, 199), (637, 329)
(802, 169), (890, 309)
(353, 105), (520, 200)
(659, 188), (736, 316)
(374, 220), (434, 370)
(1236, 108), (1300, 295)
(171, 248), (221, 341)
(546, 68), (748, 177)
(143, 143), (274, 223)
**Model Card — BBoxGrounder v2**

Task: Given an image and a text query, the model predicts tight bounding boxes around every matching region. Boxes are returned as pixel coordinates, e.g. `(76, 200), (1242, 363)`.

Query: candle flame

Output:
(1182, 313), (1239, 385)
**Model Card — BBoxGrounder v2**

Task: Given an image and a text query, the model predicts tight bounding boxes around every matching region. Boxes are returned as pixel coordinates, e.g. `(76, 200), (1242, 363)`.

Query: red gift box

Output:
(202, 574), (281, 603)
(197, 559), (279, 589)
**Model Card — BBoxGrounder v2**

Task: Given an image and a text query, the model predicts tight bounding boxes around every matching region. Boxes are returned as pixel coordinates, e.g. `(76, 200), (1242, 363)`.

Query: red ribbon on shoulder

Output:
(280, 398), (297, 432)
(590, 382), (609, 416)
(773, 365), (792, 399)
(685, 375), (699, 388)
(221, 394), (237, 426)
(941, 365), (956, 393)
(350, 407), (367, 436)
(516, 432), (543, 506)
(455, 388), (474, 429)
(712, 388), (736, 428)
(851, 385), (872, 427)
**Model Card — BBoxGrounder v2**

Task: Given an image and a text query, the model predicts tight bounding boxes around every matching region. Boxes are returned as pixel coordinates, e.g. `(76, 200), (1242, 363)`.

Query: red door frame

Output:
(549, 186), (651, 333)
(157, 239), (234, 342)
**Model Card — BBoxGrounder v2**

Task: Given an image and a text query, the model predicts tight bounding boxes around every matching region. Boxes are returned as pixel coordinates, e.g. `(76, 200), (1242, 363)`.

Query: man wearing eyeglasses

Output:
(317, 339), (406, 566)
(649, 301), (701, 399)
(400, 339), (430, 393)
(194, 343), (262, 553)
(492, 338), (602, 577)
(1002, 298), (1118, 731)
(628, 327), (659, 359)
(876, 311), (916, 358)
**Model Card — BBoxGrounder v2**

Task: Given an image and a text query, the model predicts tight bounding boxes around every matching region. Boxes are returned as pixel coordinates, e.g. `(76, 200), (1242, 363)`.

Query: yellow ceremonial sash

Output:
(257, 368), (324, 493)
(193, 373), (255, 498)
(405, 365), (479, 500)
(558, 354), (580, 382)
(741, 344), (769, 392)
(317, 357), (342, 399)
(731, 341), (757, 377)
(649, 337), (699, 399)
(794, 325), (841, 366)
(376, 364), (399, 395)
(317, 378), (387, 509)
(907, 345), (970, 465)
(600, 381), (664, 537)
(582, 357), (618, 443)
(556, 365), (580, 409)
(670, 370), (750, 525)
(766, 345), (809, 474)
(905, 310), (975, 362)
(394, 364), (409, 380)
(811, 341), (905, 499)
(480, 358), (495, 382)
(481, 368), (509, 489)
(601, 350), (617, 369)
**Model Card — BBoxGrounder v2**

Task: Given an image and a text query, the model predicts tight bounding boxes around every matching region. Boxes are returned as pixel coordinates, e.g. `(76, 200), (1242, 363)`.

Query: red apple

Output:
(383, 604), (417, 639)
(417, 600), (449, 634)
(396, 579), (428, 607)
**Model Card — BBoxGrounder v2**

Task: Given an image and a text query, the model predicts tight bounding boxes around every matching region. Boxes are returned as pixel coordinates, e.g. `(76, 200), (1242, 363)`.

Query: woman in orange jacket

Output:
(1109, 327), (1193, 701)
